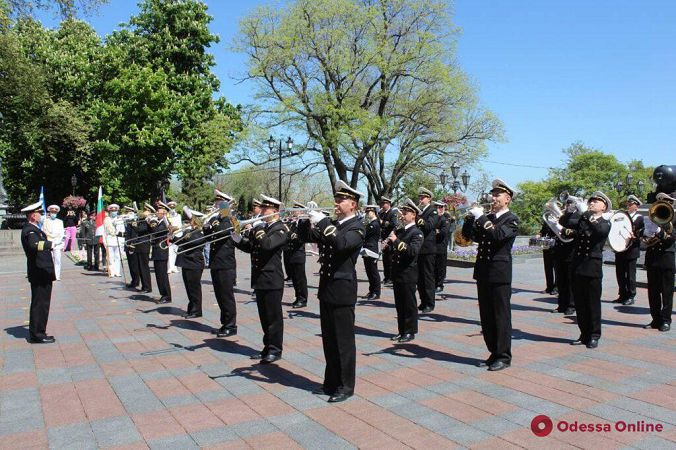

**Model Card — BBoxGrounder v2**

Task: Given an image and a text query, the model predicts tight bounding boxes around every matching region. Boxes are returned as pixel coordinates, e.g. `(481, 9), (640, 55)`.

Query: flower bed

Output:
(448, 245), (543, 263)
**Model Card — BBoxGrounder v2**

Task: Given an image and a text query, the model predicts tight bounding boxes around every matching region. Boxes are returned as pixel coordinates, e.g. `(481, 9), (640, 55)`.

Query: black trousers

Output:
(363, 257), (381, 296)
(211, 268), (237, 330)
(29, 281), (52, 339)
(393, 280), (418, 334)
(382, 247), (393, 281)
(417, 253), (436, 309)
(289, 262), (308, 301)
(477, 281), (512, 364)
(283, 252), (292, 279)
(555, 259), (574, 311)
(615, 257), (638, 300)
(86, 244), (100, 269)
(154, 260), (171, 298)
(255, 289), (284, 356)
(647, 267), (674, 325)
(543, 249), (557, 292)
(182, 268), (203, 315)
(435, 252), (447, 288)
(572, 274), (602, 342)
(126, 250), (140, 287)
(319, 301), (356, 396)
(137, 252), (152, 291)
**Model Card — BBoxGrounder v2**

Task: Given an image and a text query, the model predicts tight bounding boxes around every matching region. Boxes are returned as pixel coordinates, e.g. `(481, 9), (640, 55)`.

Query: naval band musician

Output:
(361, 205), (381, 301)
(462, 179), (519, 371)
(378, 197), (397, 286)
(298, 180), (365, 403)
(173, 207), (206, 319)
(286, 202), (309, 309)
(232, 194), (289, 364)
(642, 211), (675, 332)
(416, 187), (440, 313)
(613, 195), (644, 306)
(150, 202), (172, 304)
(556, 192), (612, 349)
(386, 198), (424, 343)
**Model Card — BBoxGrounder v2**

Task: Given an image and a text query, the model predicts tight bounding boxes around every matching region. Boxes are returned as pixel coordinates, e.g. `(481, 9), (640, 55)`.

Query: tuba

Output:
(543, 198), (573, 243)
(452, 193), (492, 247)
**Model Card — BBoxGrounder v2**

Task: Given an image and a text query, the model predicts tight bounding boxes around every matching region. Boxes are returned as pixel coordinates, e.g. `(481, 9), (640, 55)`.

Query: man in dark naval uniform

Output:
(124, 205), (141, 290)
(20, 201), (56, 344)
(132, 203), (154, 293)
(642, 204), (675, 332)
(461, 179), (519, 371)
(386, 199), (424, 342)
(204, 189), (238, 337)
(298, 180), (365, 403)
(174, 207), (206, 319)
(613, 195), (645, 306)
(286, 202), (308, 308)
(361, 205), (381, 300)
(537, 219), (558, 295)
(233, 194), (289, 363)
(378, 197), (397, 286)
(556, 192), (612, 349)
(416, 187), (440, 313)
(553, 197), (582, 315)
(150, 202), (172, 304)
(434, 201), (451, 293)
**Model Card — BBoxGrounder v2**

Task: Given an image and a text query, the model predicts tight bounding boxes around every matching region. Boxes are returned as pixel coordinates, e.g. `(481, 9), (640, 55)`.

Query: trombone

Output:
(175, 214), (277, 255)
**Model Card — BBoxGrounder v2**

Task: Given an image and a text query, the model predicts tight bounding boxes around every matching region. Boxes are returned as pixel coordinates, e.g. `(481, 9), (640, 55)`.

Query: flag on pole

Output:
(95, 186), (105, 244)
(38, 186), (46, 229)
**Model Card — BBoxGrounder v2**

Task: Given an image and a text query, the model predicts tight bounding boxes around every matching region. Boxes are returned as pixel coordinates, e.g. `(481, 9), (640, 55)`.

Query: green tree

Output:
(5, 0), (108, 19)
(236, 0), (500, 198)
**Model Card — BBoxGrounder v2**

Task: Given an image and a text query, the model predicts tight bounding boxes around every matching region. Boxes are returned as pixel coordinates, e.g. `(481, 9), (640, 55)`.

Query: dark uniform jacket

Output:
(616, 212), (645, 261)
(298, 215), (365, 305)
(124, 221), (138, 250)
(417, 204), (439, 255)
(363, 218), (380, 254)
(643, 218), (676, 270)
(80, 218), (97, 246)
(21, 223), (56, 283)
(175, 229), (205, 270)
(435, 212), (452, 254)
(391, 224), (424, 283)
(284, 221), (306, 264)
(462, 210), (520, 284)
(205, 214), (237, 270)
(555, 211), (581, 262)
(562, 211), (611, 279)
(234, 220), (289, 290)
(538, 222), (557, 253)
(150, 220), (169, 261)
(379, 208), (398, 240)
(133, 220), (151, 254)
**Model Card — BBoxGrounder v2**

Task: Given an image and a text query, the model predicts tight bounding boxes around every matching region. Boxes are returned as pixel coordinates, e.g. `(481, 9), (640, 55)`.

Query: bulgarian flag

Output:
(94, 186), (105, 244)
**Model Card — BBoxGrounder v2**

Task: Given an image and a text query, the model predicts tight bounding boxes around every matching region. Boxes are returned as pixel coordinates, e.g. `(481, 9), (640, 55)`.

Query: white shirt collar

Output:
(421, 204), (430, 212)
(495, 208), (509, 218)
(338, 214), (355, 225)
(404, 222), (416, 230)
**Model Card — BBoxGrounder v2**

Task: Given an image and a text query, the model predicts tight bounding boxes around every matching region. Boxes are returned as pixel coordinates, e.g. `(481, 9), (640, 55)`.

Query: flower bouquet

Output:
(62, 195), (87, 210)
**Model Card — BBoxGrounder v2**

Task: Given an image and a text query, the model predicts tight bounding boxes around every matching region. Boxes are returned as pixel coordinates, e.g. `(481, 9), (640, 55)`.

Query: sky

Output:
(37, 0), (675, 192)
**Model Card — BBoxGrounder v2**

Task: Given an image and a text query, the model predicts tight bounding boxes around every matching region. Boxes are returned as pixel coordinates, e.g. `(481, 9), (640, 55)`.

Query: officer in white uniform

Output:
(104, 204), (126, 277)
(167, 200), (182, 273)
(42, 204), (65, 281)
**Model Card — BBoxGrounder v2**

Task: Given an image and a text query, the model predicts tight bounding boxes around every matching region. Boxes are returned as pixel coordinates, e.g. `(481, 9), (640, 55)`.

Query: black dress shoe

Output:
(390, 334), (402, 341)
(550, 288), (558, 295)
(477, 359), (493, 368)
(217, 329), (237, 338)
(312, 387), (332, 395)
(367, 293), (380, 300)
(250, 352), (264, 360)
(183, 312), (202, 319)
(435, 286), (443, 293)
(564, 308), (576, 315)
(397, 333), (415, 343)
(361, 293), (371, 299)
(659, 323), (671, 332)
(551, 308), (564, 314)
(586, 339), (599, 349)
(140, 289), (152, 294)
(487, 361), (510, 371)
(421, 306), (433, 313)
(291, 300), (307, 309)
(570, 338), (587, 345)
(328, 392), (352, 403)
(643, 322), (659, 329)
(260, 354), (281, 364)
(157, 296), (171, 304)
(622, 298), (635, 306)
(612, 297), (625, 304)
(29, 336), (56, 344)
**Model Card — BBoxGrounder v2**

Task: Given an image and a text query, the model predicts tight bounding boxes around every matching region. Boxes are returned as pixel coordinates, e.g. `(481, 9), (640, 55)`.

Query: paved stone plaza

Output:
(1, 251), (675, 449)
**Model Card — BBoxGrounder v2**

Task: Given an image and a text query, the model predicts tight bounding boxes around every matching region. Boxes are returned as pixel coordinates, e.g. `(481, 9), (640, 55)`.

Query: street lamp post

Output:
(71, 174), (77, 195)
(443, 162), (470, 193)
(268, 135), (294, 201)
(614, 173), (645, 197)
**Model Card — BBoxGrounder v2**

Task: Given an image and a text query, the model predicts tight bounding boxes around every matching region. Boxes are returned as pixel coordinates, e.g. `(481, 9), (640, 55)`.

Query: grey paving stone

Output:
(606, 397), (676, 425)
(194, 388), (233, 403)
(370, 393), (410, 409)
(427, 381), (464, 395)
(90, 415), (141, 447)
(48, 422), (97, 450)
(37, 368), (71, 385)
(148, 434), (200, 450)
(275, 388), (327, 411)
(190, 426), (239, 447)
(470, 415), (524, 437)
(399, 387), (439, 401)
(630, 435), (676, 450)
(227, 418), (278, 439)
(3, 350), (35, 373)
(69, 364), (104, 382)
(109, 374), (163, 414)
(161, 394), (200, 408)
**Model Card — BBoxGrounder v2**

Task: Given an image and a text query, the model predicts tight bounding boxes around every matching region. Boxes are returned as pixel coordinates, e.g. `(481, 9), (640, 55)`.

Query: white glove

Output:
(575, 200), (587, 214)
(308, 210), (324, 225)
(252, 220), (264, 229)
(469, 206), (484, 219)
(231, 232), (242, 243)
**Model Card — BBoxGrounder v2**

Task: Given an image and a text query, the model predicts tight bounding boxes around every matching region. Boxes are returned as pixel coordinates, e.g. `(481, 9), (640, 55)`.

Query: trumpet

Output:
(643, 193), (675, 247)
(452, 194), (492, 247)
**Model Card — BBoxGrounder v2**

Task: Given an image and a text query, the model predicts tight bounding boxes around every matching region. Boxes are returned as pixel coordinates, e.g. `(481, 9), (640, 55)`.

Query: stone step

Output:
(0, 249), (23, 257)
